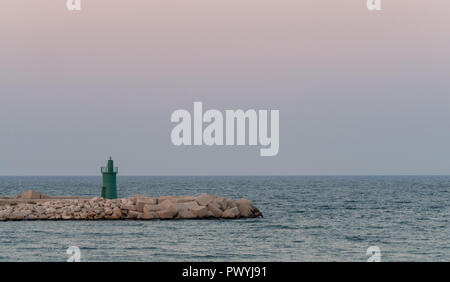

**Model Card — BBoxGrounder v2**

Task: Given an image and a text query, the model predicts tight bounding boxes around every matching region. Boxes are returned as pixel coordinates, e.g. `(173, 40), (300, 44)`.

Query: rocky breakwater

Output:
(0, 191), (263, 221)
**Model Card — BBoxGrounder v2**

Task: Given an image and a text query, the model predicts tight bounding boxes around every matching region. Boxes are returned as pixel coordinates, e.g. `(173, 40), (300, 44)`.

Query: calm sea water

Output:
(0, 176), (448, 262)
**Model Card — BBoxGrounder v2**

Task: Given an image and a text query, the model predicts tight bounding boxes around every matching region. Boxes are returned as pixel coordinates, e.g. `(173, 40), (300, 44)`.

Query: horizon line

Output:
(0, 174), (449, 177)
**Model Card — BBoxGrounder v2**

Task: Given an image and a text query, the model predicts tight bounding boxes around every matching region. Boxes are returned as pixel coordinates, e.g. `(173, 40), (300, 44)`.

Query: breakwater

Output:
(0, 190), (262, 221)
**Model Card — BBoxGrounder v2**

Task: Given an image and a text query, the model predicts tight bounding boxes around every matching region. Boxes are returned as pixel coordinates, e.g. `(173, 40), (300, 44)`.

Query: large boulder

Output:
(141, 211), (158, 219)
(235, 198), (253, 217)
(191, 206), (209, 218)
(111, 207), (122, 219)
(177, 210), (196, 219)
(206, 202), (223, 218)
(143, 204), (163, 213)
(121, 204), (137, 211)
(173, 201), (200, 212)
(175, 196), (197, 203)
(195, 193), (216, 206)
(158, 200), (175, 209)
(104, 208), (113, 215)
(136, 197), (157, 212)
(157, 204), (178, 219)
(226, 199), (237, 209)
(222, 207), (240, 218)
(213, 197), (228, 211)
(158, 196), (177, 204)
(127, 210), (142, 219)
(21, 190), (41, 199)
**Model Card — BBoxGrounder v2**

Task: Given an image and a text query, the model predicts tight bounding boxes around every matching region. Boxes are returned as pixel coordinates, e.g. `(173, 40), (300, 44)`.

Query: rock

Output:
(191, 206), (209, 218)
(9, 214), (23, 220)
(222, 207), (240, 218)
(45, 207), (56, 215)
(34, 206), (45, 214)
(88, 211), (96, 218)
(136, 197), (157, 212)
(144, 203), (172, 213)
(22, 210), (32, 217)
(158, 196), (177, 204)
(251, 207), (263, 218)
(9, 210), (28, 220)
(173, 201), (200, 212)
(27, 214), (38, 220)
(235, 198), (253, 217)
(21, 190), (41, 199)
(157, 204), (178, 219)
(214, 197), (228, 211)
(195, 193), (216, 206)
(129, 194), (151, 204)
(175, 196), (197, 203)
(141, 211), (158, 219)
(0, 211), (8, 221)
(177, 210), (196, 219)
(121, 204), (137, 211)
(156, 200), (175, 210)
(226, 199), (237, 209)
(206, 202), (223, 218)
(104, 208), (113, 215)
(143, 204), (158, 213)
(111, 207), (121, 219)
(127, 210), (142, 219)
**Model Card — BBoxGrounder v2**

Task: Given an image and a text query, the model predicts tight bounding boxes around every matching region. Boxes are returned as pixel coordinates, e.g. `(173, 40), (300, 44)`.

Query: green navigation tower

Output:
(101, 157), (118, 199)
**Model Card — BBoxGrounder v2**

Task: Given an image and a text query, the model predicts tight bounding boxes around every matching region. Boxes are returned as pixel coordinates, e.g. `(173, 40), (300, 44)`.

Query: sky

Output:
(1, 0), (450, 175)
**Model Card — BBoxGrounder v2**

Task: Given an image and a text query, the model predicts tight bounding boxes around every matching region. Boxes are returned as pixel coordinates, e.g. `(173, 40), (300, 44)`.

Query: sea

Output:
(0, 176), (448, 262)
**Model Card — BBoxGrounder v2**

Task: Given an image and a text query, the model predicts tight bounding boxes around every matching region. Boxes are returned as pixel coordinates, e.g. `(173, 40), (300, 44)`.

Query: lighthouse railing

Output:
(101, 167), (118, 173)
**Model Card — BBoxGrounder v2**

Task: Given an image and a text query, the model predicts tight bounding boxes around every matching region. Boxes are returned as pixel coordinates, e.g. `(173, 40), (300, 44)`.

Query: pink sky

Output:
(1, 1), (450, 175)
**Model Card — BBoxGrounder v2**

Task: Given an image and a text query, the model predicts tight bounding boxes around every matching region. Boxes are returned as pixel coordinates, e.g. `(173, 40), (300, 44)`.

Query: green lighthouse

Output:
(101, 157), (118, 199)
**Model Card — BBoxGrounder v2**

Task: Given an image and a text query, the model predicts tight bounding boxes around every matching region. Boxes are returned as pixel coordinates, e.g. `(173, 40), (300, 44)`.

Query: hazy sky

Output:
(1, 0), (450, 175)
